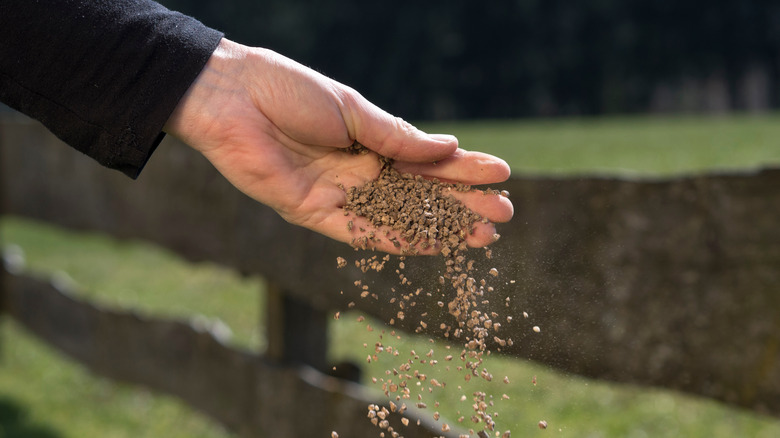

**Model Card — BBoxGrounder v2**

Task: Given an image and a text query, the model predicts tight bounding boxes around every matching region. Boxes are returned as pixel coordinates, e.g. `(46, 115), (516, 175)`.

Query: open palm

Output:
(165, 39), (513, 254)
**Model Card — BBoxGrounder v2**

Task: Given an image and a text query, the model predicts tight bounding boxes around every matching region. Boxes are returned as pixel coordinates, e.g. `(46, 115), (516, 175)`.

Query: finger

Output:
(393, 149), (511, 186)
(321, 201), (509, 256)
(320, 213), (425, 255)
(465, 221), (502, 248)
(339, 89), (459, 162)
(446, 189), (515, 224)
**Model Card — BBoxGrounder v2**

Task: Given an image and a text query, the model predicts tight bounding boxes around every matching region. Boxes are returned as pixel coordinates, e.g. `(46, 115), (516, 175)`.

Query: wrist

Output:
(163, 38), (249, 150)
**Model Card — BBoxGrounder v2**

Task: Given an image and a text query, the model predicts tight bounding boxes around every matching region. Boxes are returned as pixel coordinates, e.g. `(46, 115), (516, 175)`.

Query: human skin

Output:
(164, 38), (514, 254)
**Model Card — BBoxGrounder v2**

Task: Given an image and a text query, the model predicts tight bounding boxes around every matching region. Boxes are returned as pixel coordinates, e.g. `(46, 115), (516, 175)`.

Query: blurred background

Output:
(161, 0), (780, 120)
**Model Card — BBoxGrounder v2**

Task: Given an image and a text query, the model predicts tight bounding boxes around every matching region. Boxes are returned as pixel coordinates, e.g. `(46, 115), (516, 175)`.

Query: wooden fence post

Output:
(265, 281), (329, 372)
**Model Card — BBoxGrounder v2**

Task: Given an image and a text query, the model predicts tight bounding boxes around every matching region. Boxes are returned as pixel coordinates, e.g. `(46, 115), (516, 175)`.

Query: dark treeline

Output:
(160, 0), (780, 120)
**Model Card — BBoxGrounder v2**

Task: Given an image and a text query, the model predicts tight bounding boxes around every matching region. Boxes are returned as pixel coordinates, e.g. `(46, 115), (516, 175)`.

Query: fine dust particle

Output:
(533, 326), (541, 333)
(538, 420), (548, 429)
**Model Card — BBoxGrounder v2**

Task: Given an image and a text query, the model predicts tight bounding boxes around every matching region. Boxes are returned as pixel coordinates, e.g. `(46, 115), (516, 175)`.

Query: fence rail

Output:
(1, 269), (451, 437)
(2, 114), (780, 435)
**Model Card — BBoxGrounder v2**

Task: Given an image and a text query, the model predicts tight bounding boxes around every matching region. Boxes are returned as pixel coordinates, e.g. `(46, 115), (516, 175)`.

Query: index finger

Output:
(393, 148), (511, 186)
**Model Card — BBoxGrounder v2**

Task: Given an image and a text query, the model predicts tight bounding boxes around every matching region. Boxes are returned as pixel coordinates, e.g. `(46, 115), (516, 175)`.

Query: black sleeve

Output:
(0, 0), (224, 178)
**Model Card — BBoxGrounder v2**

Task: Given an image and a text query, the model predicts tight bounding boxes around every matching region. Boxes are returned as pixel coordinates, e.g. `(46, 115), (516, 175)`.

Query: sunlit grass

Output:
(421, 114), (780, 177)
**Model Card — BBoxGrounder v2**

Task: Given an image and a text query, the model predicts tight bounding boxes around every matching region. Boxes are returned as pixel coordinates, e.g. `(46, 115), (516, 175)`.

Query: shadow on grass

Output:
(0, 396), (62, 438)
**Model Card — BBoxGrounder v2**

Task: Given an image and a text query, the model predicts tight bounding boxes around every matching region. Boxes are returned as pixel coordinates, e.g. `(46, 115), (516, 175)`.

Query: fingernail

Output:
(428, 133), (458, 144)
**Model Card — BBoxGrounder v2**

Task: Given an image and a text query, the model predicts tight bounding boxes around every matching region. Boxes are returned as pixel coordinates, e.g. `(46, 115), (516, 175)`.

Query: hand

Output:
(164, 38), (513, 254)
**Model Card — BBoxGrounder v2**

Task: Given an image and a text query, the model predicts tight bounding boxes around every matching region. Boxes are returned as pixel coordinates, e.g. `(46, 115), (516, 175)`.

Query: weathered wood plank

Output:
(3, 271), (462, 438)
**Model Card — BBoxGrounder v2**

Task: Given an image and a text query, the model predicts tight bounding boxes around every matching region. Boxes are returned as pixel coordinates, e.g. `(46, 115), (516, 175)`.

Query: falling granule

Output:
(333, 312), (340, 320)
(336, 257), (347, 268)
(522, 311), (529, 318)
(337, 143), (520, 436)
(331, 432), (339, 438)
(533, 326), (541, 333)
(502, 431), (511, 438)
(538, 420), (548, 429)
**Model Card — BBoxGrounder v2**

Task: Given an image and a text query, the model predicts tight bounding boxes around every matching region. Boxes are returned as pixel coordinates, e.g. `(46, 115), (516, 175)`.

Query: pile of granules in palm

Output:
(342, 143), (501, 325)
(337, 143), (516, 438)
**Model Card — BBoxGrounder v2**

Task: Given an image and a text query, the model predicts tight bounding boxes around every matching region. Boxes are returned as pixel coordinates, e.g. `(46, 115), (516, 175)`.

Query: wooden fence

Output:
(2, 114), (780, 436)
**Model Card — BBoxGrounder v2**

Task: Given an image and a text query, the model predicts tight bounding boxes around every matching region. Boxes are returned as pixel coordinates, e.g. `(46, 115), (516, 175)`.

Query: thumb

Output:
(340, 88), (458, 162)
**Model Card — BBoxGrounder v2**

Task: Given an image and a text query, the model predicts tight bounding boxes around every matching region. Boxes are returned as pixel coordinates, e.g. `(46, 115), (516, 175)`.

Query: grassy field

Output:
(3, 114), (780, 437)
(421, 113), (780, 176)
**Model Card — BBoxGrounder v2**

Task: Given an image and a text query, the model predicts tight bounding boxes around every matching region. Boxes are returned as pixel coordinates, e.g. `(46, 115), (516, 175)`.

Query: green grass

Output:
(421, 113), (780, 176)
(4, 114), (780, 437)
